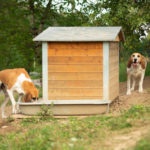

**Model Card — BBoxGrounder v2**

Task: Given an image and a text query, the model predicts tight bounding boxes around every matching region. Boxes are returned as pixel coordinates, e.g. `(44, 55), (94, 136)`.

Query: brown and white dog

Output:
(126, 52), (147, 95)
(0, 68), (39, 118)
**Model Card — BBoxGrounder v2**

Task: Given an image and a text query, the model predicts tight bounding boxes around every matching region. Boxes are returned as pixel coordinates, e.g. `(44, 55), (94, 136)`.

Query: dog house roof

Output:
(33, 27), (125, 42)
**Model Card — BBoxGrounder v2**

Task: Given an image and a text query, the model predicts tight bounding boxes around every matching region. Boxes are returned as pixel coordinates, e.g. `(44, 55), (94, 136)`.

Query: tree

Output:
(0, 0), (91, 71)
(87, 0), (150, 55)
(0, 0), (34, 71)
(0, 0), (149, 71)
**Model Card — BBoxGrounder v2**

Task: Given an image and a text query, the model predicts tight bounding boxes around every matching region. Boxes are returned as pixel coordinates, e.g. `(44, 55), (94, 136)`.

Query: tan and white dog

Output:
(0, 68), (39, 118)
(126, 52), (147, 95)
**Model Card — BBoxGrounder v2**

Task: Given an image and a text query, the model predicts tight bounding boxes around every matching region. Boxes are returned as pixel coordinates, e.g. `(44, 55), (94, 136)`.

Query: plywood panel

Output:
(48, 56), (102, 64)
(48, 80), (102, 88)
(48, 88), (102, 97)
(48, 96), (102, 100)
(109, 42), (119, 100)
(48, 42), (103, 49)
(48, 64), (102, 72)
(48, 42), (103, 100)
(48, 48), (103, 56)
(48, 42), (103, 56)
(48, 72), (102, 80)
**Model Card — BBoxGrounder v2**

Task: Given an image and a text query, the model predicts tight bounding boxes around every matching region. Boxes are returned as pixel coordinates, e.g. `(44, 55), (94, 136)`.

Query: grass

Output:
(134, 133), (150, 150)
(0, 105), (150, 150)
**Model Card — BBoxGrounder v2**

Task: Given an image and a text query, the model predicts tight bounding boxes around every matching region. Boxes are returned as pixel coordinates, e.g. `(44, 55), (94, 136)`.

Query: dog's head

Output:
(127, 52), (146, 69)
(22, 81), (39, 102)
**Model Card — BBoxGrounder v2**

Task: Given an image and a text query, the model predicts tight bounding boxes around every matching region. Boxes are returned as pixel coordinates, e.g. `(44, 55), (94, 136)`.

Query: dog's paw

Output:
(139, 90), (143, 93)
(16, 109), (21, 114)
(126, 91), (131, 95)
(2, 115), (7, 119)
(12, 109), (17, 114)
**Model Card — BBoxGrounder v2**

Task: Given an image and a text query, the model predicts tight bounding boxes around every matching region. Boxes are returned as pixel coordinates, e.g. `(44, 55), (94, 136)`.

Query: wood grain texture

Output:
(48, 88), (102, 97)
(109, 42), (119, 100)
(48, 72), (102, 80)
(48, 42), (103, 100)
(48, 64), (102, 72)
(48, 56), (102, 64)
(48, 80), (102, 88)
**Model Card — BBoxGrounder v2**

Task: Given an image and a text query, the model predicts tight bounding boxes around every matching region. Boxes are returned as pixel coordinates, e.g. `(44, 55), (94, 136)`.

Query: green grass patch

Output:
(134, 133), (150, 150)
(0, 105), (149, 150)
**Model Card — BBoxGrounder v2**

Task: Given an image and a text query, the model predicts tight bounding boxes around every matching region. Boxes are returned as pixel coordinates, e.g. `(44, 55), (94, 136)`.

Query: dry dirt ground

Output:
(111, 76), (150, 113)
(0, 77), (150, 150)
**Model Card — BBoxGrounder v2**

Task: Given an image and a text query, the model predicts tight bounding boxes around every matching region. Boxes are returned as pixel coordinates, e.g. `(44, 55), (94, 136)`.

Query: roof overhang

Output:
(33, 27), (125, 42)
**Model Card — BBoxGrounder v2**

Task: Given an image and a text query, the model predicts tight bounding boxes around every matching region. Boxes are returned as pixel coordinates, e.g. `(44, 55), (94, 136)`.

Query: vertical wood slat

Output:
(103, 42), (109, 100)
(42, 42), (48, 100)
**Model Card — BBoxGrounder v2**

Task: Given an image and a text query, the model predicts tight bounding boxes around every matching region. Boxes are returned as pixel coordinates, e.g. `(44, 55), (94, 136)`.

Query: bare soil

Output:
(111, 76), (150, 114)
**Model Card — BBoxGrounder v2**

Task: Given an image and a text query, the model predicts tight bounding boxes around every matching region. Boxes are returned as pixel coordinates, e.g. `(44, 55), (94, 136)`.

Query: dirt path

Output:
(107, 76), (150, 150)
(105, 125), (150, 150)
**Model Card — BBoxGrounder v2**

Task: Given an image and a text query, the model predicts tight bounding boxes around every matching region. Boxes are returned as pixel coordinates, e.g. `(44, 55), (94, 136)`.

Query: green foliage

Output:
(119, 61), (127, 82)
(124, 105), (150, 118)
(0, 0), (149, 74)
(108, 117), (132, 130)
(108, 105), (150, 130)
(38, 104), (54, 120)
(0, 0), (34, 71)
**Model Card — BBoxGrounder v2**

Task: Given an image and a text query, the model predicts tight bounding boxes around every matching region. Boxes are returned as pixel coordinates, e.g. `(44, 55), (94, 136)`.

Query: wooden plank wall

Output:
(48, 42), (103, 100)
(109, 42), (119, 100)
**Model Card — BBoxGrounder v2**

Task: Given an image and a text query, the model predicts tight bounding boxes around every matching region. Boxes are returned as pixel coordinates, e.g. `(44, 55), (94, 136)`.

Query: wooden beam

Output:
(42, 42), (48, 100)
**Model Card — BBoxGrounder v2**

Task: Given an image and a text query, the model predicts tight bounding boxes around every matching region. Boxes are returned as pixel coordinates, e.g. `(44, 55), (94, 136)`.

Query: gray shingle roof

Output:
(33, 27), (125, 42)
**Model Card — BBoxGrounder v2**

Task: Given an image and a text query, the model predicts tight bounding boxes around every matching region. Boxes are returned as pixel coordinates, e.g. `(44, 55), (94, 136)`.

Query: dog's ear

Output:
(23, 93), (32, 102)
(140, 55), (146, 69)
(127, 57), (132, 68)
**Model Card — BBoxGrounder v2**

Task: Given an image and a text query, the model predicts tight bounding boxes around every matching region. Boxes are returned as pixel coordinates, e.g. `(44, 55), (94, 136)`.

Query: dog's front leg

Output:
(131, 77), (135, 91)
(7, 90), (17, 114)
(1, 96), (9, 118)
(1, 85), (9, 118)
(16, 94), (23, 113)
(126, 74), (131, 95)
(139, 72), (145, 93)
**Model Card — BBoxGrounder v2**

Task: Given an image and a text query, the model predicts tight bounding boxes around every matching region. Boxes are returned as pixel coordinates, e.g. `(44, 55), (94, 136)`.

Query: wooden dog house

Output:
(21, 27), (124, 115)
